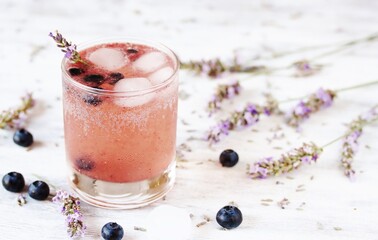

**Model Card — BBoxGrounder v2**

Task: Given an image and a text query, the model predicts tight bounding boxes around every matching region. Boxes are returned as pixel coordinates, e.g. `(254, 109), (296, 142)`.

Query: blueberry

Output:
(126, 48), (138, 54)
(101, 222), (124, 240)
(69, 68), (84, 76)
(216, 205), (243, 229)
(219, 149), (239, 167)
(75, 159), (95, 171)
(13, 129), (34, 147)
(109, 72), (124, 84)
(28, 180), (50, 200)
(2, 172), (25, 192)
(84, 74), (105, 85)
(83, 95), (102, 106)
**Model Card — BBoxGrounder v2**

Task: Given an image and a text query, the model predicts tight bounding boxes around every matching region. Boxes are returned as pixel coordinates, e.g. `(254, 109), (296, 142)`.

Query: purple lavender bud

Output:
(287, 88), (336, 127)
(248, 142), (323, 179)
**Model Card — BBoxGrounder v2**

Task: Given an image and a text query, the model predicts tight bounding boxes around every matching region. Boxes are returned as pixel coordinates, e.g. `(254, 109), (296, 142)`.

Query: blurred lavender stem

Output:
(265, 32), (378, 60)
(0, 93), (35, 129)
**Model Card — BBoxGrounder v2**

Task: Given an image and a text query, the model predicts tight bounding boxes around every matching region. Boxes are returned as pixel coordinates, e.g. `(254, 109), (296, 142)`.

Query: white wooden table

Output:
(1, 0), (378, 239)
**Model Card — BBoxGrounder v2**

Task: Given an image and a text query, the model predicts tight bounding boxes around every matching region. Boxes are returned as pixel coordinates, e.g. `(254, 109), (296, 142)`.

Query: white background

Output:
(0, 0), (378, 239)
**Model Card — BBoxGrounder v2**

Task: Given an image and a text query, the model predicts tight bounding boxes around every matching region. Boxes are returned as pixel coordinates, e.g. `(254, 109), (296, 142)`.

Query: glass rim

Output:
(61, 37), (179, 97)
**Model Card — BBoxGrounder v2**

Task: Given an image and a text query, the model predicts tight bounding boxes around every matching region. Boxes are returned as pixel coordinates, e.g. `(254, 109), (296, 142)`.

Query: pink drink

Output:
(62, 39), (179, 208)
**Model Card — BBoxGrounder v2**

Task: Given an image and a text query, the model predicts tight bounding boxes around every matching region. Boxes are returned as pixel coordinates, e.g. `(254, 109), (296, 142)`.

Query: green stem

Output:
(321, 134), (348, 149)
(321, 116), (378, 149)
(266, 32), (378, 60)
(277, 79), (378, 104)
(334, 80), (378, 93)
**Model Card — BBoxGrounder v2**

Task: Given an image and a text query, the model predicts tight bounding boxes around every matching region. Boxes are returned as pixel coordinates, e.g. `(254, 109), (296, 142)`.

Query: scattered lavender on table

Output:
(53, 190), (86, 239)
(208, 80), (241, 114)
(286, 88), (336, 127)
(248, 142), (323, 179)
(207, 98), (279, 144)
(180, 57), (266, 78)
(340, 105), (378, 179)
(292, 60), (323, 77)
(277, 198), (290, 209)
(49, 31), (84, 64)
(0, 93), (35, 129)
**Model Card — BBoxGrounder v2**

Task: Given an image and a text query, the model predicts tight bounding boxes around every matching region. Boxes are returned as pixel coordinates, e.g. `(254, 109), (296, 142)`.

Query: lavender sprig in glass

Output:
(208, 80), (241, 114)
(49, 31), (85, 64)
(207, 95), (279, 144)
(340, 105), (378, 179)
(53, 190), (87, 239)
(0, 92), (35, 129)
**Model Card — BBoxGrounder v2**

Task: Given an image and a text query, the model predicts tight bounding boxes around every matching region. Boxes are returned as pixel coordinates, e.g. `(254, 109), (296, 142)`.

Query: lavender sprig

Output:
(208, 80), (241, 114)
(292, 60), (323, 77)
(248, 142), (323, 179)
(286, 88), (336, 127)
(207, 96), (279, 144)
(181, 58), (266, 78)
(340, 106), (378, 179)
(0, 93), (35, 129)
(247, 106), (378, 180)
(53, 190), (86, 239)
(49, 31), (85, 64)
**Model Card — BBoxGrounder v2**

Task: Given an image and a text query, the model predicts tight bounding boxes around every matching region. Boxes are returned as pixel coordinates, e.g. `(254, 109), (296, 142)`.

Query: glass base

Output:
(68, 161), (176, 209)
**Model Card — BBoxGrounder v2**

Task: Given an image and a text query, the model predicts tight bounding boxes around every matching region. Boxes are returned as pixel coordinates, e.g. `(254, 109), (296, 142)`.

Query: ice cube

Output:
(148, 67), (174, 85)
(113, 78), (154, 107)
(88, 48), (128, 71)
(133, 51), (167, 73)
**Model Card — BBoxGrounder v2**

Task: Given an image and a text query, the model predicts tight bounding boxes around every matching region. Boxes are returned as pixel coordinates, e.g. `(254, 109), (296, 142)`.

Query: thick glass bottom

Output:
(68, 161), (176, 209)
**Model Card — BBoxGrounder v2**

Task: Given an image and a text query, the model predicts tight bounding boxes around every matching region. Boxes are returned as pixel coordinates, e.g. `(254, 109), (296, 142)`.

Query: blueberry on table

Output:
(68, 68), (84, 76)
(219, 149), (239, 167)
(2, 172), (25, 192)
(28, 180), (50, 200)
(101, 222), (124, 240)
(216, 205), (243, 229)
(13, 129), (34, 147)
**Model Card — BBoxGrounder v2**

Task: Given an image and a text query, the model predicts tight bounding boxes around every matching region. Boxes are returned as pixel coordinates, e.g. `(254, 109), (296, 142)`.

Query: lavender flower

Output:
(248, 142), (323, 179)
(208, 80), (241, 114)
(207, 98), (279, 144)
(0, 92), (35, 129)
(49, 31), (84, 64)
(17, 194), (27, 206)
(292, 60), (323, 77)
(286, 88), (336, 127)
(180, 57), (266, 78)
(340, 106), (378, 179)
(53, 190), (86, 239)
